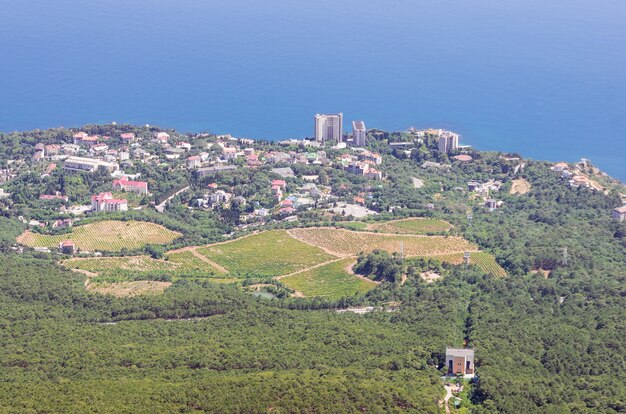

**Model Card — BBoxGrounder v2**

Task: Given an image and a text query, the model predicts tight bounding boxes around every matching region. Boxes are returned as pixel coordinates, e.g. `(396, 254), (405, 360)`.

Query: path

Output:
(441, 384), (454, 414)
(70, 269), (98, 287)
(342, 259), (381, 285)
(275, 258), (345, 280)
(155, 186), (189, 213)
(185, 248), (229, 273)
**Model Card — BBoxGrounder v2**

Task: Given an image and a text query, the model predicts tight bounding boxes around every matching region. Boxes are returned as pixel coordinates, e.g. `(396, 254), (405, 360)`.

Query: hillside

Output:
(0, 125), (624, 413)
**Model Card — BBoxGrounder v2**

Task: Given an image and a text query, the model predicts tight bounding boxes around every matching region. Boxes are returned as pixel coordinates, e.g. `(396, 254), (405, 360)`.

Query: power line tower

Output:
(467, 212), (473, 227)
(463, 251), (471, 267)
(561, 247), (568, 266)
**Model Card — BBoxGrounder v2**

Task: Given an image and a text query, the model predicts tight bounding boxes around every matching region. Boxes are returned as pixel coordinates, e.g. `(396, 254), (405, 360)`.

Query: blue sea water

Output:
(1, 0), (625, 180)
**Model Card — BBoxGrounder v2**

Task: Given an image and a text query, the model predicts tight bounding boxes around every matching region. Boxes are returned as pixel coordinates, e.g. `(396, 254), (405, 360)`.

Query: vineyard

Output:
(367, 218), (452, 234)
(415, 251), (507, 277)
(166, 250), (227, 274)
(17, 220), (181, 252)
(280, 258), (377, 299)
(63, 249), (227, 280)
(197, 230), (337, 277)
(287, 228), (477, 257)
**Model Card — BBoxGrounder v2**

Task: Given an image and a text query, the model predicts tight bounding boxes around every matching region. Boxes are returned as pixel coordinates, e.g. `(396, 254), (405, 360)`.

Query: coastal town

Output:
(1, 113), (625, 256)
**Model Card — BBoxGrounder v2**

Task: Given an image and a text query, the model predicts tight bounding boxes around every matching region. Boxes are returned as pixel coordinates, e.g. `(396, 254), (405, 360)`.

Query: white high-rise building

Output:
(437, 131), (459, 154)
(314, 113), (343, 143)
(352, 120), (366, 146)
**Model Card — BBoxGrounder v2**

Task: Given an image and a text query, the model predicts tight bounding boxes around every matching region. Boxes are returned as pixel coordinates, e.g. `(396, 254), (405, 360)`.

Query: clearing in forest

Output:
(196, 230), (337, 277)
(280, 258), (377, 299)
(17, 220), (181, 252)
(86, 280), (172, 297)
(287, 228), (477, 257)
(367, 217), (452, 234)
(509, 178), (531, 195)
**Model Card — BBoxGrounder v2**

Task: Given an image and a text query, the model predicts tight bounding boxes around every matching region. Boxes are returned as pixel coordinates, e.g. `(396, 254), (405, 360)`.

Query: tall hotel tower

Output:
(314, 113), (343, 143)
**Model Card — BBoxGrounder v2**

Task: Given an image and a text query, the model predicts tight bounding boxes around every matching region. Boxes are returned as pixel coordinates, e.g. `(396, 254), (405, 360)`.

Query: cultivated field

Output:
(367, 218), (452, 234)
(63, 249), (226, 279)
(17, 220), (181, 252)
(510, 178), (531, 195)
(197, 230), (337, 277)
(416, 252), (507, 277)
(280, 258), (377, 299)
(287, 228), (477, 257)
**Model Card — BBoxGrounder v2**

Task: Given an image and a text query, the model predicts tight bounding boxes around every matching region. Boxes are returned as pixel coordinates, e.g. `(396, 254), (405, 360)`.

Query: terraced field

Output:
(367, 218), (452, 234)
(287, 228), (477, 257)
(17, 220), (181, 252)
(415, 251), (507, 277)
(280, 258), (377, 299)
(197, 230), (337, 277)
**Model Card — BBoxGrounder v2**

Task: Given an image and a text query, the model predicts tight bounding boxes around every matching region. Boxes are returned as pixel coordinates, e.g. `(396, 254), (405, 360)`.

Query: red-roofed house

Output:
(73, 132), (88, 144)
(91, 192), (128, 212)
(187, 155), (201, 168)
(272, 179), (286, 188)
(279, 207), (295, 215)
(113, 177), (148, 195)
(222, 147), (238, 160)
(280, 199), (293, 207)
(39, 193), (68, 202)
(271, 185), (283, 200)
(45, 144), (61, 155)
(120, 133), (136, 142)
(155, 132), (170, 142)
(208, 183), (218, 189)
(45, 163), (57, 175)
(365, 168), (382, 180)
(59, 240), (75, 255)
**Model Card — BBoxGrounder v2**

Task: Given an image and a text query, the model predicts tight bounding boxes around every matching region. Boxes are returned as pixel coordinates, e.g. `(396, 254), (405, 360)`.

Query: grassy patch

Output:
(197, 231), (336, 277)
(281, 259), (377, 299)
(335, 221), (369, 231)
(17, 220), (180, 252)
(86, 280), (171, 297)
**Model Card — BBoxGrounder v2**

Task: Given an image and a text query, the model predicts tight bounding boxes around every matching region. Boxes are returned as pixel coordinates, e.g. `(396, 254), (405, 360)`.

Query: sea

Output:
(1, 0), (625, 180)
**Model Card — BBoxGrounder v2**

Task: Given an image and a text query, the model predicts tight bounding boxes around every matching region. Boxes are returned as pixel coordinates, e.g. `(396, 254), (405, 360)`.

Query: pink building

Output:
(112, 178), (148, 195)
(91, 192), (128, 212)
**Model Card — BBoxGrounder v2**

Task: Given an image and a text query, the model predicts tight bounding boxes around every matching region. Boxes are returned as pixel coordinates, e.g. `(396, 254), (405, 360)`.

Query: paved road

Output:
(155, 186), (189, 213)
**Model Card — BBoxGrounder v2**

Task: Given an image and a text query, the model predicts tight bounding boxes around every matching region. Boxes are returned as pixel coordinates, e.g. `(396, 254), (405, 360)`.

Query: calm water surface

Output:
(1, 0), (624, 179)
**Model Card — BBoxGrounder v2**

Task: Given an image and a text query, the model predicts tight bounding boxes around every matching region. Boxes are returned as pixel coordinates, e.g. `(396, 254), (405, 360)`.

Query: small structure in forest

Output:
(445, 347), (475, 378)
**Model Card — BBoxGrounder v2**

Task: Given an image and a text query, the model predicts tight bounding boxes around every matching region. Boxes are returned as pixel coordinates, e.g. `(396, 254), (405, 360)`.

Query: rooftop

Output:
(446, 347), (474, 357)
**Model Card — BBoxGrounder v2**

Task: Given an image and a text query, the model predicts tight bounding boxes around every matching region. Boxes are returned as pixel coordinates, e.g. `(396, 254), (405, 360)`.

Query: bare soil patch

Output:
(87, 281), (172, 297)
(420, 271), (442, 283)
(510, 178), (531, 195)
